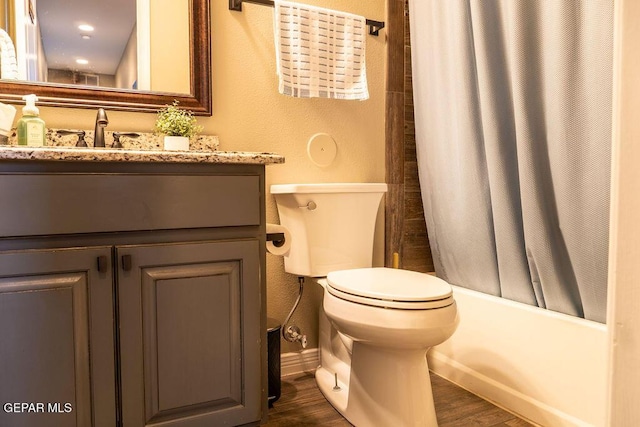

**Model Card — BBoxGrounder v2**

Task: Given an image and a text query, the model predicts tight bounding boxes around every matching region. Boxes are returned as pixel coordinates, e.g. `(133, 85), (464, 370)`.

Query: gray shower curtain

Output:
(408, 0), (613, 323)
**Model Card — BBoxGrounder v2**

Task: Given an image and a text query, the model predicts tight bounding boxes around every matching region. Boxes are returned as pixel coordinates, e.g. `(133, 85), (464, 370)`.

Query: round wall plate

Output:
(307, 133), (337, 167)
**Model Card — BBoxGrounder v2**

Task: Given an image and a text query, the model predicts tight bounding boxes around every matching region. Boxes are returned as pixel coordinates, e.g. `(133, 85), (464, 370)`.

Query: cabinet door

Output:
(117, 240), (262, 427)
(0, 247), (116, 427)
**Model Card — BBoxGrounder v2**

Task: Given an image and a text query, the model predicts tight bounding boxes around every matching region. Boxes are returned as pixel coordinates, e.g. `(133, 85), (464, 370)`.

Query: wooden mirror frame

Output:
(0, 0), (211, 115)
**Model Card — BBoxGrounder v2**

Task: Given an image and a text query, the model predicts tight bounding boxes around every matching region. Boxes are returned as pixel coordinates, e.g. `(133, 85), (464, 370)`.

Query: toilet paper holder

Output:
(266, 231), (286, 248)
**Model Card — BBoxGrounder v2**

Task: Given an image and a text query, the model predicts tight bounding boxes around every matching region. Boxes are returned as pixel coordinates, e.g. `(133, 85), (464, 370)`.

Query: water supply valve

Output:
(284, 325), (308, 349)
(282, 277), (307, 349)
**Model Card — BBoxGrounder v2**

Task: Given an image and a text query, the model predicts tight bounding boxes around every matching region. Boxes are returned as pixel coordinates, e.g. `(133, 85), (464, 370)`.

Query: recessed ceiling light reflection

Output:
(81, 35), (91, 40)
(76, 59), (89, 65)
(78, 24), (94, 32)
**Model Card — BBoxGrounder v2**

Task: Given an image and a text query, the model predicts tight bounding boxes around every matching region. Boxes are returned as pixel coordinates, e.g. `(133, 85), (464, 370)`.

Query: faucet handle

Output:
(57, 130), (87, 147)
(112, 132), (140, 149)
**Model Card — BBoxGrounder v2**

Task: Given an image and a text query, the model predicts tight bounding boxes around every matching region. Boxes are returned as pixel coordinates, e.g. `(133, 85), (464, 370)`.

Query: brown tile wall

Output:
(385, 0), (434, 272)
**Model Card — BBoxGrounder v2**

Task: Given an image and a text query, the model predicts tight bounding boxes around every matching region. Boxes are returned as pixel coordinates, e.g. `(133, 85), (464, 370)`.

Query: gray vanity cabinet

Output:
(0, 160), (268, 427)
(0, 246), (117, 427)
(117, 240), (262, 427)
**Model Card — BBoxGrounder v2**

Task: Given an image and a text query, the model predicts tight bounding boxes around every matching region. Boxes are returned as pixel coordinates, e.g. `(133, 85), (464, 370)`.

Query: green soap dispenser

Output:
(17, 94), (46, 146)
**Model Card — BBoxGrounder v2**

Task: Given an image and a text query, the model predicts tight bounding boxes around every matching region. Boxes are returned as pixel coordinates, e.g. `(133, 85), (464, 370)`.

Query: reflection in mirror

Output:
(36, 0), (190, 93)
(0, 0), (210, 115)
(38, 0), (140, 90)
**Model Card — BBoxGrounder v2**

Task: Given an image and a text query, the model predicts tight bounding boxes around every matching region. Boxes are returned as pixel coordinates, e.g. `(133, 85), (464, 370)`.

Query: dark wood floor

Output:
(264, 372), (534, 427)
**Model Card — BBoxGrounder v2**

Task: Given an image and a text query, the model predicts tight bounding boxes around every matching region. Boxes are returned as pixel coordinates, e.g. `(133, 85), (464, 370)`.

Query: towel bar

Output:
(229, 0), (385, 36)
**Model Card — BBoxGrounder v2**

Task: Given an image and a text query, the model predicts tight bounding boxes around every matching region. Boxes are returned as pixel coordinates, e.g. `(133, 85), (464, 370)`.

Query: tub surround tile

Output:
(385, 0), (434, 272)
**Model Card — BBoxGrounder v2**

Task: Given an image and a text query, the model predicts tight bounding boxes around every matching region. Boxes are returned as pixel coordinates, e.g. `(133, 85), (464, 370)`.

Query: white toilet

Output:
(271, 183), (459, 427)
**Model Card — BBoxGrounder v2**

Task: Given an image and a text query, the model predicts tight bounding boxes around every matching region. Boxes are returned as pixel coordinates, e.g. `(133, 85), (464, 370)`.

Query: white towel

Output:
(0, 29), (18, 80)
(274, 0), (369, 100)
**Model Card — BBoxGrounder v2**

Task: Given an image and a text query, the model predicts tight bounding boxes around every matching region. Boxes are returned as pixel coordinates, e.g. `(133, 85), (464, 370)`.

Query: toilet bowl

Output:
(271, 183), (459, 426)
(318, 268), (458, 426)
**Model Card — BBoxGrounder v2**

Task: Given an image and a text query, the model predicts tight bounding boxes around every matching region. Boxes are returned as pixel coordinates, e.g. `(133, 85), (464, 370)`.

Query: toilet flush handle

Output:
(299, 201), (317, 211)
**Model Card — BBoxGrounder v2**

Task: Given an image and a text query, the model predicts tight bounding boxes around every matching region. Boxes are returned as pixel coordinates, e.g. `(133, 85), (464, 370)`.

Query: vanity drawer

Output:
(0, 174), (260, 237)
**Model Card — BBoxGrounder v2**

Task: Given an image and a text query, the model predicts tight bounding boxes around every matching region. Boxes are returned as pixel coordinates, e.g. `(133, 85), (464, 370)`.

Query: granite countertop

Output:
(0, 128), (284, 165)
(0, 145), (285, 165)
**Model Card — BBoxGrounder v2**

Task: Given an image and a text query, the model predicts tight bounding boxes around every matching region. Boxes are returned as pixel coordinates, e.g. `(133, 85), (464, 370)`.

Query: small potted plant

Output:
(155, 100), (203, 151)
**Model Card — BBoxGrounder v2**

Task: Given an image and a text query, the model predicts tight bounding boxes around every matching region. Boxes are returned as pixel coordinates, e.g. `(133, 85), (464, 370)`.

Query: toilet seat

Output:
(325, 267), (454, 310)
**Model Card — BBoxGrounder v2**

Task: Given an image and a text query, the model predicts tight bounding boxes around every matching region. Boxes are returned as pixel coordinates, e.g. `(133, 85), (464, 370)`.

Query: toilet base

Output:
(317, 343), (438, 427)
(316, 365), (349, 414)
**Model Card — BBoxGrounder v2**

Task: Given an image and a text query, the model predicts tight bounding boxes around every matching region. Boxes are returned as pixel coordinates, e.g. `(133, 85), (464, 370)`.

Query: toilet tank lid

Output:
(271, 183), (388, 194)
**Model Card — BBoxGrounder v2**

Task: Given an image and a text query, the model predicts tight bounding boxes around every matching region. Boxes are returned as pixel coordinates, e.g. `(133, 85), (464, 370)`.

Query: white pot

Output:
(163, 135), (190, 151)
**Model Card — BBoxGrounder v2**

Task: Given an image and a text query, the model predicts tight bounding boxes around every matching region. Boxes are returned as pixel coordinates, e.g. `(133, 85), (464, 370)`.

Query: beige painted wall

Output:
(149, 0), (190, 93)
(115, 26), (137, 90)
(38, 0), (387, 353)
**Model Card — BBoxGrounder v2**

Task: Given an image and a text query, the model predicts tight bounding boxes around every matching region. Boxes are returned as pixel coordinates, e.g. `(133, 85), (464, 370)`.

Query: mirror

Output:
(0, 0), (211, 115)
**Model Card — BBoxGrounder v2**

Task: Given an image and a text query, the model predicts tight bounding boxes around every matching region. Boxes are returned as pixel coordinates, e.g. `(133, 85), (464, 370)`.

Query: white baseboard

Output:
(281, 348), (320, 377)
(428, 350), (591, 427)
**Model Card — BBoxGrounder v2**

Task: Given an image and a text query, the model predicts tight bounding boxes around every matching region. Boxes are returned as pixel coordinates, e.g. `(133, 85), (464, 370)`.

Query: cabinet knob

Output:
(121, 254), (132, 271)
(97, 255), (108, 272)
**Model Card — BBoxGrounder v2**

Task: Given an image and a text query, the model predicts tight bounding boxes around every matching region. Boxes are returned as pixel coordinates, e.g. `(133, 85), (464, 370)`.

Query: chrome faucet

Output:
(94, 108), (109, 147)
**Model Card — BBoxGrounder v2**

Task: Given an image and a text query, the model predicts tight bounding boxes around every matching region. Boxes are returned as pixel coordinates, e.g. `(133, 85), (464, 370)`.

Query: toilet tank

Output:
(271, 183), (387, 277)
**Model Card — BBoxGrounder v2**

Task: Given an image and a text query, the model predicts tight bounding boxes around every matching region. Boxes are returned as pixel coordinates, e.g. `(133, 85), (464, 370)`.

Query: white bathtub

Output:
(428, 285), (608, 427)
